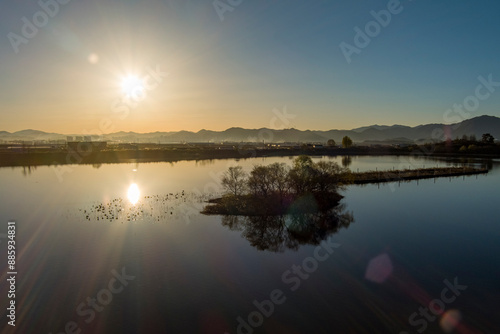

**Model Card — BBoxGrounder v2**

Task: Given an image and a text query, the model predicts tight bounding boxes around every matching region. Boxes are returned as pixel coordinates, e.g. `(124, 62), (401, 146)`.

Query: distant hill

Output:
(352, 124), (410, 133)
(0, 129), (66, 141)
(1, 115), (499, 144)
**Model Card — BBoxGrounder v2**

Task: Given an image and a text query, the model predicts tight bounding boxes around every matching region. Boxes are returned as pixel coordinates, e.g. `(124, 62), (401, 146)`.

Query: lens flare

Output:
(365, 253), (393, 284)
(88, 53), (99, 64)
(440, 309), (462, 333)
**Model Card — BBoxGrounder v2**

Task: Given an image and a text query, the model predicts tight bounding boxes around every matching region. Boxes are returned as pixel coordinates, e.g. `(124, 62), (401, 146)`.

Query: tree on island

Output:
(247, 165), (272, 197)
(221, 166), (247, 196)
(247, 162), (291, 202)
(314, 160), (352, 193)
(288, 156), (351, 194)
(342, 136), (353, 148)
(327, 139), (336, 146)
(268, 162), (290, 202)
(288, 155), (316, 195)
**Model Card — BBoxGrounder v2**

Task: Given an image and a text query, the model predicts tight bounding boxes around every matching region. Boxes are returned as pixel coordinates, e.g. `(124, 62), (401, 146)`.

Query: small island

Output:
(202, 155), (351, 216)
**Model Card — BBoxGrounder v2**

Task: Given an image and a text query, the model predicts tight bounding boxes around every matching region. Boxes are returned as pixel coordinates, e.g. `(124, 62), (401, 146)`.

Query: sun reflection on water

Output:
(127, 183), (140, 205)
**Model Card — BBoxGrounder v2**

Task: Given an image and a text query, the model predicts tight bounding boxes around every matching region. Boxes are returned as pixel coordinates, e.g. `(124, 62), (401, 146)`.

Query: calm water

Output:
(0, 156), (498, 334)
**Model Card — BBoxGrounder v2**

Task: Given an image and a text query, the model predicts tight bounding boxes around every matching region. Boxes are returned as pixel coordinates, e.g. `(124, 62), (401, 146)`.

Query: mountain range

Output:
(1, 115), (499, 144)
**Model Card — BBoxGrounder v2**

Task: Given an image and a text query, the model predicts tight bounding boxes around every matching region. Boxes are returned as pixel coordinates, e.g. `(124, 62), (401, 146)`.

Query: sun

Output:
(121, 75), (145, 99)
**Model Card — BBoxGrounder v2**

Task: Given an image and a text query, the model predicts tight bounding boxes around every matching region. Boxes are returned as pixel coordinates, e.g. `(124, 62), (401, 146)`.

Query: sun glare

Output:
(121, 75), (145, 99)
(127, 183), (140, 205)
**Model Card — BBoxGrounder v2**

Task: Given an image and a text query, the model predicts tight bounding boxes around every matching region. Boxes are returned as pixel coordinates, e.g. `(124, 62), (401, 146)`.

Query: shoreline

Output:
(0, 147), (499, 168)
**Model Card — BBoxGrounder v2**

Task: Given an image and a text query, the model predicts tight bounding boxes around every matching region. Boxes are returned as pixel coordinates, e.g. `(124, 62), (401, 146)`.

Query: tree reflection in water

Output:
(221, 204), (354, 252)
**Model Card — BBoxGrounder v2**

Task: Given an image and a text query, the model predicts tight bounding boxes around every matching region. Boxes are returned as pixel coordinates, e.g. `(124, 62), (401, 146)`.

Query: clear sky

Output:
(1, 0), (500, 133)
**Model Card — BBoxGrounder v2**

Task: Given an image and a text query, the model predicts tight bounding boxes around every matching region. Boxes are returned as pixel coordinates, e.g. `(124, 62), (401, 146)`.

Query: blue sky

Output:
(1, 0), (500, 133)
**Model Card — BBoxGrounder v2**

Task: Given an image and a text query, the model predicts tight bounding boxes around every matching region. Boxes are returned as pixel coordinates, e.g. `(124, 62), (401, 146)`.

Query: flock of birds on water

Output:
(75, 191), (217, 224)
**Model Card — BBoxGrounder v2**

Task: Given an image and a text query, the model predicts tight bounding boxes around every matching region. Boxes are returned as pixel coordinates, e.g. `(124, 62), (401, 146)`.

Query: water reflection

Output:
(22, 165), (37, 176)
(341, 156), (352, 167)
(195, 159), (216, 166)
(221, 204), (354, 252)
(127, 183), (140, 205)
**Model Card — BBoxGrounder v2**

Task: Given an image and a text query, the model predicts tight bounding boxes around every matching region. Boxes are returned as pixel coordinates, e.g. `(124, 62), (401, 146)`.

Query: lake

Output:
(0, 155), (498, 334)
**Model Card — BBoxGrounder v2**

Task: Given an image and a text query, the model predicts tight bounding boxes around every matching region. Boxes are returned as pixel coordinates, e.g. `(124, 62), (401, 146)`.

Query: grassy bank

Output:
(351, 167), (488, 184)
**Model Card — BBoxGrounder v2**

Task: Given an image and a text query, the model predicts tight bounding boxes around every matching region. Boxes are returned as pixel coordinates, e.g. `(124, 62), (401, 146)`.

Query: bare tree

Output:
(288, 155), (315, 194)
(268, 162), (290, 201)
(221, 166), (247, 196)
(247, 165), (272, 197)
(314, 161), (351, 192)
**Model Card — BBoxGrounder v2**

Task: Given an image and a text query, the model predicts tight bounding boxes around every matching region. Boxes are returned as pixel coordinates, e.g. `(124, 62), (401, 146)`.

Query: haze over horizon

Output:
(3, 114), (499, 136)
(2, 0), (500, 133)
